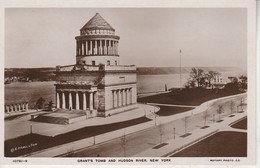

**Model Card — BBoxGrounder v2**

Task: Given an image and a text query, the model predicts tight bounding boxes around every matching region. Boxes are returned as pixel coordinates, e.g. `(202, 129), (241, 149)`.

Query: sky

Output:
(5, 8), (247, 69)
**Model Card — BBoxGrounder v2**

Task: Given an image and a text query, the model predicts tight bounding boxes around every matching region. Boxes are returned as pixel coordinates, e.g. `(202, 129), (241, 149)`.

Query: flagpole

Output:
(180, 49), (182, 90)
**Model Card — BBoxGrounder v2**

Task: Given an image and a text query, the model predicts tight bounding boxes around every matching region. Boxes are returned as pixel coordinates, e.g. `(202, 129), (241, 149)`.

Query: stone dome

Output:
(80, 13), (115, 32)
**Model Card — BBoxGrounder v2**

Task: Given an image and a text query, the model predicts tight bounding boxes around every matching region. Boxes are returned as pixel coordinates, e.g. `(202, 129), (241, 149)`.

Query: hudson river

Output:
(4, 72), (235, 108)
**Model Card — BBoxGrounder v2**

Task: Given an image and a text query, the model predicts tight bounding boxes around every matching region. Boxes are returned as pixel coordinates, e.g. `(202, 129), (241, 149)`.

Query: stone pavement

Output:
(134, 110), (247, 157)
(24, 93), (246, 157)
(147, 103), (197, 108)
(5, 104), (158, 140)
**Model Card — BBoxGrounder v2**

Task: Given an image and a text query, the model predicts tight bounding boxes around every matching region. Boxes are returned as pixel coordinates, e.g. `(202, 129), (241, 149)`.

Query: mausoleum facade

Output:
(55, 13), (137, 117)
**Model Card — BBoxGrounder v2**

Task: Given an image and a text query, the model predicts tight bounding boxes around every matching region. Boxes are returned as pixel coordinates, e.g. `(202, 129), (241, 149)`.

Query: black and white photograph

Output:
(0, 0), (257, 166)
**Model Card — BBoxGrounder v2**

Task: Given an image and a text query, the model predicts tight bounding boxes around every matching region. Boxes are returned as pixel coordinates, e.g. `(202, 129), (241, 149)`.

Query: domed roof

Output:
(80, 13), (115, 31)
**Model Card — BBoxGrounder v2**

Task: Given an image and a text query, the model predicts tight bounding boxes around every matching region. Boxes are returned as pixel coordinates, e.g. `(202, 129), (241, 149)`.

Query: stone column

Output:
(56, 92), (60, 108)
(76, 91), (79, 110)
(17, 104), (20, 111)
(100, 40), (103, 55)
(124, 89), (127, 105)
(121, 90), (124, 106)
(110, 40), (113, 55)
(86, 41), (89, 55)
(114, 41), (117, 55)
(69, 92), (72, 110)
(122, 89), (125, 106)
(22, 103), (25, 111)
(62, 92), (65, 109)
(116, 41), (118, 55)
(118, 90), (122, 107)
(104, 40), (107, 55)
(129, 88), (132, 104)
(25, 103), (29, 111)
(89, 92), (93, 111)
(90, 40), (93, 55)
(113, 41), (116, 55)
(76, 42), (78, 55)
(84, 41), (87, 55)
(79, 42), (82, 55)
(107, 40), (110, 55)
(83, 92), (86, 110)
(14, 104), (17, 112)
(113, 90), (117, 108)
(6, 105), (9, 113)
(113, 91), (116, 108)
(95, 40), (97, 55)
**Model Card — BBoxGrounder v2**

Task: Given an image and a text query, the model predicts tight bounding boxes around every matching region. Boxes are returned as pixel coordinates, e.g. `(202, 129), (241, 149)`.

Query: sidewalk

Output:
(25, 93), (246, 157)
(134, 110), (247, 157)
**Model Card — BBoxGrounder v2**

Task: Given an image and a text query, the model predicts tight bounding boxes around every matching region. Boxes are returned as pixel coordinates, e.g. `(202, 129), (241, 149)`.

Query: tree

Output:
(158, 124), (164, 144)
(185, 79), (196, 89)
(240, 98), (244, 112)
(205, 71), (220, 89)
(239, 75), (247, 91)
(228, 76), (238, 83)
(203, 110), (210, 126)
(47, 100), (54, 111)
(120, 130), (127, 157)
(230, 100), (235, 115)
(189, 68), (206, 88)
(183, 116), (190, 134)
(36, 97), (45, 109)
(216, 105), (224, 121)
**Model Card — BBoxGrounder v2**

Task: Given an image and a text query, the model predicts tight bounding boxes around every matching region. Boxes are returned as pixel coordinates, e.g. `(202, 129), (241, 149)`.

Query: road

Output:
(64, 94), (246, 157)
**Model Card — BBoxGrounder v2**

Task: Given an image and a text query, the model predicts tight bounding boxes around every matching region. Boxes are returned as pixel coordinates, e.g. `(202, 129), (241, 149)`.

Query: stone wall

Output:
(76, 55), (120, 66)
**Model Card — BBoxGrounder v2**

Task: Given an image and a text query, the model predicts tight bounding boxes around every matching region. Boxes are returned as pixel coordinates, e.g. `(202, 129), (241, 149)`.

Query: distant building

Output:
(211, 75), (226, 89)
(55, 13), (137, 117)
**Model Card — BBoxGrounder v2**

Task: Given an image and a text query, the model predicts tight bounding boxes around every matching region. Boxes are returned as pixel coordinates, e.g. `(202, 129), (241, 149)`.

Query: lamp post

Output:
(173, 128), (176, 140)
(179, 49), (182, 90)
(30, 124), (32, 134)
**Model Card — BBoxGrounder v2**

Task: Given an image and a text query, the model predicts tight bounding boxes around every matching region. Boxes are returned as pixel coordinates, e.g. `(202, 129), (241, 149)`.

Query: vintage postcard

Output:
(0, 0), (257, 167)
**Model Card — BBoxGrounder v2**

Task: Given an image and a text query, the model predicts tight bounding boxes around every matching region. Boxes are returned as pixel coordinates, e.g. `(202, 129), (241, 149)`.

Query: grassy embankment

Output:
(231, 117), (247, 130)
(138, 88), (244, 116)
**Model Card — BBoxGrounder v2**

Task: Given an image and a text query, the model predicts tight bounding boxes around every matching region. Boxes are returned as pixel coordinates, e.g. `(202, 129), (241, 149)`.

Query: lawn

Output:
(5, 117), (151, 157)
(231, 117), (247, 130)
(156, 106), (194, 116)
(138, 88), (244, 106)
(171, 131), (247, 157)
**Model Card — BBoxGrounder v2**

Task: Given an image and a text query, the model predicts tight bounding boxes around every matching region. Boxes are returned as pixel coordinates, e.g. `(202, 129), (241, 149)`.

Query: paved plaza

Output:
(5, 104), (157, 140)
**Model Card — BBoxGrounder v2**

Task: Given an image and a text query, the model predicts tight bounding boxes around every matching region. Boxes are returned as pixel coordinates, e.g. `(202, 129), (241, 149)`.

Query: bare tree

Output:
(203, 110), (210, 126)
(216, 105), (224, 121)
(230, 100), (235, 114)
(240, 98), (244, 112)
(183, 116), (190, 134)
(158, 124), (164, 144)
(120, 130), (127, 157)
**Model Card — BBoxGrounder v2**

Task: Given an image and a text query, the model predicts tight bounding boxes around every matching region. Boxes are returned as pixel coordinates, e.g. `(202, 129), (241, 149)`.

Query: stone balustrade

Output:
(5, 102), (29, 113)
